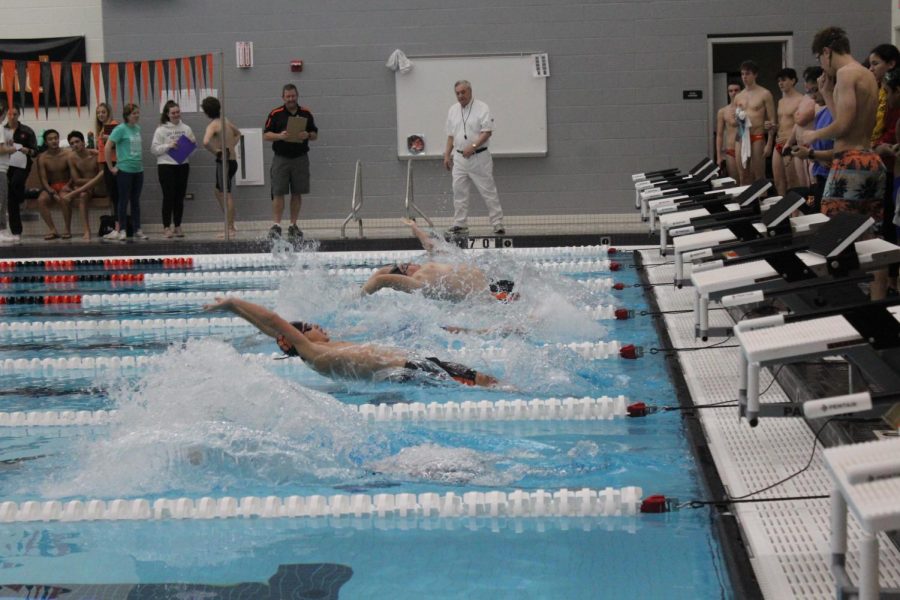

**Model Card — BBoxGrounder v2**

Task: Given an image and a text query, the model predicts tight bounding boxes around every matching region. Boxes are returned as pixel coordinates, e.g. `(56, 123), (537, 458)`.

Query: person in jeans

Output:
(94, 102), (119, 229)
(104, 103), (147, 241)
(4, 105), (37, 243)
(152, 100), (195, 238)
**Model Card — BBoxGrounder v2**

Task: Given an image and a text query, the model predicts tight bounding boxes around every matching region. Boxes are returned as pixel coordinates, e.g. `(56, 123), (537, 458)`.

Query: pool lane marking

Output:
(0, 486), (644, 523)
(0, 396), (629, 428)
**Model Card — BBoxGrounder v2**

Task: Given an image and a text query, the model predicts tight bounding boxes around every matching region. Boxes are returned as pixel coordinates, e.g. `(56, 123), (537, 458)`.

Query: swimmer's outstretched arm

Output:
(403, 217), (438, 253)
(202, 297), (314, 354)
(360, 273), (426, 296)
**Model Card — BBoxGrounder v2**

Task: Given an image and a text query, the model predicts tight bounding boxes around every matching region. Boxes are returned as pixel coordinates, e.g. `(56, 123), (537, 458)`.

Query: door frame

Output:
(707, 35), (794, 160)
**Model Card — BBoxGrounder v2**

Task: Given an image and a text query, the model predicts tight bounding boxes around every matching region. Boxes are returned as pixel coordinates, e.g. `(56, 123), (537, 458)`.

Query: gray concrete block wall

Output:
(101, 0), (888, 226)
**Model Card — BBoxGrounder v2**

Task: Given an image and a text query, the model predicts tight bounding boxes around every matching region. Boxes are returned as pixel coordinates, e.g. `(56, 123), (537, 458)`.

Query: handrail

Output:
(404, 160), (434, 227)
(340, 160), (365, 239)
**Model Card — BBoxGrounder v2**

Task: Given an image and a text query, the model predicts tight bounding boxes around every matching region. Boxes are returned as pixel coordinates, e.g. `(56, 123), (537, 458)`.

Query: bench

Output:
(22, 163), (111, 237)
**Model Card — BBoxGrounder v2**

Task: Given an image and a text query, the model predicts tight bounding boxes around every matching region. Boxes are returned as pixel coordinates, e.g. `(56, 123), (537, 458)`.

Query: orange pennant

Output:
(126, 62), (135, 105)
(27, 61), (41, 118)
(155, 60), (164, 103)
(1, 60), (15, 112)
(141, 61), (150, 102)
(207, 54), (214, 90)
(91, 63), (102, 105)
(182, 57), (192, 99)
(194, 55), (204, 92)
(108, 62), (119, 112)
(50, 62), (62, 114)
(71, 62), (83, 116)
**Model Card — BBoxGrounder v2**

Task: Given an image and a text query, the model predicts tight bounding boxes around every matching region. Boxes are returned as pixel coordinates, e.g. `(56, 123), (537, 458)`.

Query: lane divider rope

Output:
(0, 396), (628, 427)
(0, 246), (619, 274)
(0, 339), (634, 373)
(0, 486), (643, 523)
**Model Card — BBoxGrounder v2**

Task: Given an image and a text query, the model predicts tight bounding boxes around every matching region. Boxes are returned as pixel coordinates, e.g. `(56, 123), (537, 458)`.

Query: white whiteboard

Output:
(395, 54), (548, 159)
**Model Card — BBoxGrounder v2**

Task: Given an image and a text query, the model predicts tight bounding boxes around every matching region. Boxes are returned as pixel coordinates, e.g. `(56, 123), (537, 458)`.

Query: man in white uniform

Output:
(442, 80), (505, 236)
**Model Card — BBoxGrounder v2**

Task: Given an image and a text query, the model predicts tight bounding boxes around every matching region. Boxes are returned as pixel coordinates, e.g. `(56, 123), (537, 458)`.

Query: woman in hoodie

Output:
(152, 100), (195, 238)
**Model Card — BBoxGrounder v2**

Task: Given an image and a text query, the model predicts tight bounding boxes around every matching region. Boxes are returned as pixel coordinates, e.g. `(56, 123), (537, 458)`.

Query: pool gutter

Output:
(635, 250), (763, 600)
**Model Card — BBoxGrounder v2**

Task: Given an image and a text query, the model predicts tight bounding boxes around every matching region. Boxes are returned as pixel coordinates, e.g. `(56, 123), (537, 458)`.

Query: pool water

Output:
(0, 246), (732, 599)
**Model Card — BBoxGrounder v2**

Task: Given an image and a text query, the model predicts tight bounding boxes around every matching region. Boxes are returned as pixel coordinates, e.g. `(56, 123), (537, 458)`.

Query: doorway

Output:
(707, 35), (795, 163)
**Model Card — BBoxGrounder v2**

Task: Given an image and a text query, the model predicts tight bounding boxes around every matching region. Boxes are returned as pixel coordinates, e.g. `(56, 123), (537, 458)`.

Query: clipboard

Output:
(285, 116), (308, 143)
(103, 123), (116, 135)
(167, 134), (197, 164)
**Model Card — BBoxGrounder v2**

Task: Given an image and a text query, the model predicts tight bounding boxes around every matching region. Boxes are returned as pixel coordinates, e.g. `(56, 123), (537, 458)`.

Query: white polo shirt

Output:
(446, 99), (494, 152)
(0, 127), (12, 173)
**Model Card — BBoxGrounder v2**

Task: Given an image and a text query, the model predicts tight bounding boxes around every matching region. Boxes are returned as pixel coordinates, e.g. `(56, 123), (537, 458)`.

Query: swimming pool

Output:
(0, 245), (732, 598)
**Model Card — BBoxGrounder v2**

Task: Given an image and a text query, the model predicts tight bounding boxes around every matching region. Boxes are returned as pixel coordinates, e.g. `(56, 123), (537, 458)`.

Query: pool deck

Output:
(1, 213), (648, 257)
(638, 250), (900, 600)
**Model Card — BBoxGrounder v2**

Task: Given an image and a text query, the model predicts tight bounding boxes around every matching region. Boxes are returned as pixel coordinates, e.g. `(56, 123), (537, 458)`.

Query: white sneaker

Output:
(134, 229), (149, 240)
(163, 227), (174, 239)
(103, 229), (123, 241)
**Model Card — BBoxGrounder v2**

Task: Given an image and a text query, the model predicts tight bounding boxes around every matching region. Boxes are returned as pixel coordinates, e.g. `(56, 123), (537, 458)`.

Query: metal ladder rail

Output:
(404, 160), (434, 227)
(340, 160), (365, 239)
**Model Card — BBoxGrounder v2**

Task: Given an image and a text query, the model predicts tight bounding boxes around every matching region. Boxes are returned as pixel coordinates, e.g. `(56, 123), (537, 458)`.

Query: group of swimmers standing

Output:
(716, 26), (900, 299)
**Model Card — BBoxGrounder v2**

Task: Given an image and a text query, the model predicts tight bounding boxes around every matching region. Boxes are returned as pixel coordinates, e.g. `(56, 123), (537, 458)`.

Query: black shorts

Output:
(404, 357), (477, 386)
(215, 159), (238, 192)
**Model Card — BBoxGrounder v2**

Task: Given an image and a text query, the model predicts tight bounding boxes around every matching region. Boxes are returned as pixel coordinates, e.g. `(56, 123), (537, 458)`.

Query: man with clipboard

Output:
(263, 83), (318, 242)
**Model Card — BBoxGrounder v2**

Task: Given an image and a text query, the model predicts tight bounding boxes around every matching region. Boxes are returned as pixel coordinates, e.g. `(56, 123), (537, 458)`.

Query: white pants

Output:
(451, 151), (503, 227)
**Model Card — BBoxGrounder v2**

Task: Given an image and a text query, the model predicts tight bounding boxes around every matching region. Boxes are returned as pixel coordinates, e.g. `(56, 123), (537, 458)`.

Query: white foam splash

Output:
(366, 443), (519, 486)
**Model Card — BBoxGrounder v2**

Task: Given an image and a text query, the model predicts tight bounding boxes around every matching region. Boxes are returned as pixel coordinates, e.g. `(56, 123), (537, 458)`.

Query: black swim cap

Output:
(280, 322), (314, 357)
(290, 321), (314, 333)
(489, 280), (515, 294)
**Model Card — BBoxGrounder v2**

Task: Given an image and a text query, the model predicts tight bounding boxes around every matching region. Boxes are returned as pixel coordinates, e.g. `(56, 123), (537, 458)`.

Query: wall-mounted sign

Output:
(683, 90), (703, 100)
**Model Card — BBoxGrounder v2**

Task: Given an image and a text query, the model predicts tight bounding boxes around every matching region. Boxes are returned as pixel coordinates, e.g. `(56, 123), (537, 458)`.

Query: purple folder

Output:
(167, 135), (197, 164)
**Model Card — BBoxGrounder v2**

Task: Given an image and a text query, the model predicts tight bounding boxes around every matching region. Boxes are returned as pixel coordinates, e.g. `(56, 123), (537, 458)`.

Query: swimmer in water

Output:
(203, 296), (502, 387)
(360, 219), (517, 302)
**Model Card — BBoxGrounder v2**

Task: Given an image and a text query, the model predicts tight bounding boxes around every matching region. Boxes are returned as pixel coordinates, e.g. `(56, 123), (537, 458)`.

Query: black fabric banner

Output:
(0, 37), (85, 62)
(99, 62), (110, 110)
(175, 58), (183, 95)
(135, 61), (143, 102)
(61, 62), (72, 108)
(40, 61), (52, 118)
(15, 60), (27, 109)
(118, 61), (127, 108)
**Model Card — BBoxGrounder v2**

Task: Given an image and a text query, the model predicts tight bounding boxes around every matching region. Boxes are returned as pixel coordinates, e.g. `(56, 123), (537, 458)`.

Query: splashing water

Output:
(34, 339), (555, 498)
(367, 443), (522, 486)
(267, 247), (610, 397)
(41, 339), (379, 498)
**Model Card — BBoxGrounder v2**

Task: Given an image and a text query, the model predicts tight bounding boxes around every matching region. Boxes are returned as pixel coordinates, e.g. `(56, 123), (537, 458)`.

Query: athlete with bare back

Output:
(716, 81), (743, 181)
(802, 26), (886, 298)
(733, 60), (776, 184)
(64, 131), (104, 241)
(36, 130), (76, 240)
(772, 68), (805, 195)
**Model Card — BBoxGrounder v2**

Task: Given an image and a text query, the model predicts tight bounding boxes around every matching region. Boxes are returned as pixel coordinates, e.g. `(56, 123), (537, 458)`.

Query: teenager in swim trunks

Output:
(733, 60), (776, 184)
(820, 149), (886, 222)
(204, 297), (501, 387)
(36, 129), (75, 240)
(802, 27), (888, 297)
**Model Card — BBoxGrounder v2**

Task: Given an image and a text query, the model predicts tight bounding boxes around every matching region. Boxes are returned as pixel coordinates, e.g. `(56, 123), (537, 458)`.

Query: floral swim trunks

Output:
(821, 149), (886, 223)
